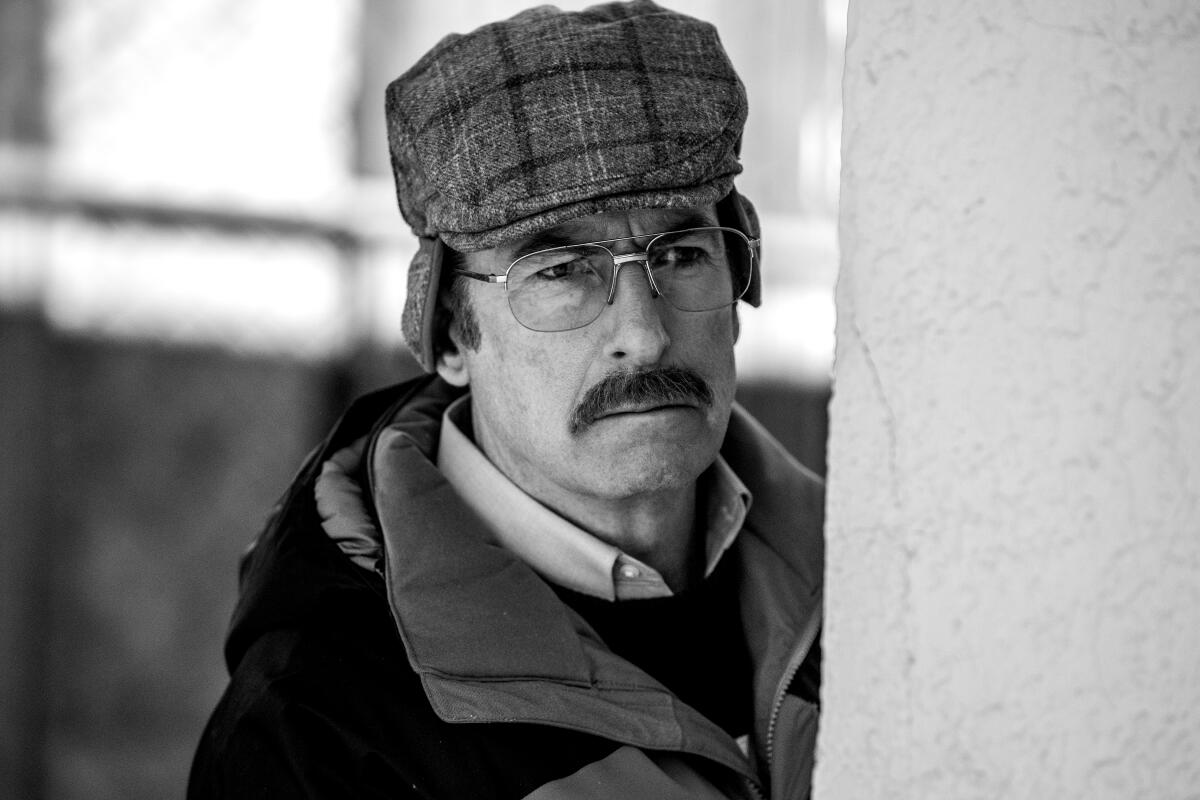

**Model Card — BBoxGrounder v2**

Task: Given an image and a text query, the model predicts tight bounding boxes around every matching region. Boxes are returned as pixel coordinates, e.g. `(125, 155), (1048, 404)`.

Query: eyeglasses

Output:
(453, 226), (758, 333)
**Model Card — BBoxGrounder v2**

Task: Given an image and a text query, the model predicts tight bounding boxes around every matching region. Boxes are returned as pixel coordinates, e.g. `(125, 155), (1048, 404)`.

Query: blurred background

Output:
(0, 0), (844, 797)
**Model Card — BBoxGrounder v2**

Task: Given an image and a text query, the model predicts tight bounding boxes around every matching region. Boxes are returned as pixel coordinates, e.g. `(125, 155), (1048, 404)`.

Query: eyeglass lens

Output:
(506, 227), (752, 332)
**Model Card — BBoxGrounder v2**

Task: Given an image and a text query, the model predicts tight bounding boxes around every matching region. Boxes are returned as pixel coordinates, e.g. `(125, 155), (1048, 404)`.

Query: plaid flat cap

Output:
(386, 0), (758, 371)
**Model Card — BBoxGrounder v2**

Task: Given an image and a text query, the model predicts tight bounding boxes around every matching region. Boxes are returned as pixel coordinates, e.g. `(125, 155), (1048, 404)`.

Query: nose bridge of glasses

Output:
(611, 251), (649, 269)
(606, 249), (660, 303)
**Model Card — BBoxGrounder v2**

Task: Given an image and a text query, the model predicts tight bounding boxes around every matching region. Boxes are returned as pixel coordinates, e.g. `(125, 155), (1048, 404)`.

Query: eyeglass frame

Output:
(451, 226), (760, 332)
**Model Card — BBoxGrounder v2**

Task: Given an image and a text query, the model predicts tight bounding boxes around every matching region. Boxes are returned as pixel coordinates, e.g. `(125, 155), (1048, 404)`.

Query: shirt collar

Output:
(436, 394), (751, 601)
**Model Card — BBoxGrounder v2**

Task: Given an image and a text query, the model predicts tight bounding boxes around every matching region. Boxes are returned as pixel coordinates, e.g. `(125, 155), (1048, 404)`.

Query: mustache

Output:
(569, 367), (714, 435)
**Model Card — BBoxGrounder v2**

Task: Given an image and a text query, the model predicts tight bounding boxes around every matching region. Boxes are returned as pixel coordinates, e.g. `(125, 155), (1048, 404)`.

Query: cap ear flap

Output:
(400, 236), (445, 372)
(717, 188), (762, 307)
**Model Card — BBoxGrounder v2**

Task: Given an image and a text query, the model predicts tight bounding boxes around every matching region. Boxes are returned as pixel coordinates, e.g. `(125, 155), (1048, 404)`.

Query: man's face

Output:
(438, 205), (740, 510)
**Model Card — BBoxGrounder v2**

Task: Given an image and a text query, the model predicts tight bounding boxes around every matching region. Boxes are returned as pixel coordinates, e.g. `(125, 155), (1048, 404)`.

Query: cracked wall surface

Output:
(820, 2), (1200, 798)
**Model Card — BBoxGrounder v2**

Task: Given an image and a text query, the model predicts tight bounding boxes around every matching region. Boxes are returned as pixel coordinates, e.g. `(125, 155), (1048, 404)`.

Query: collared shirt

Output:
(436, 395), (751, 601)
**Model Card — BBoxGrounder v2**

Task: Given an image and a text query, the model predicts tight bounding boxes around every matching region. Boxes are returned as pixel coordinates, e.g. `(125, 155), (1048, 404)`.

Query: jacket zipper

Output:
(764, 608), (822, 774)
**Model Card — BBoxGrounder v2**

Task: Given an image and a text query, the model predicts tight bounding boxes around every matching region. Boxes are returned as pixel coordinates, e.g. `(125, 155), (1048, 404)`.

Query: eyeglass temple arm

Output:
(453, 269), (507, 285)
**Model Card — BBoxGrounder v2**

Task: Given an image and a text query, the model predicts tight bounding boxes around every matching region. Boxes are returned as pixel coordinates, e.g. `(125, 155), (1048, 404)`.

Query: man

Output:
(189, 2), (823, 798)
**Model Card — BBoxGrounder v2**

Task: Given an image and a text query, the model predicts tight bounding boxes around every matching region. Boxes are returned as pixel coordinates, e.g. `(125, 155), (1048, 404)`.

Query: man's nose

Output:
(601, 259), (670, 364)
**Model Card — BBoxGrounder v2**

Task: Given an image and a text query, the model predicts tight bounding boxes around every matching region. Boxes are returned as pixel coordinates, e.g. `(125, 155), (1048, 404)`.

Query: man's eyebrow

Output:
(509, 230), (579, 260)
(665, 211), (719, 230)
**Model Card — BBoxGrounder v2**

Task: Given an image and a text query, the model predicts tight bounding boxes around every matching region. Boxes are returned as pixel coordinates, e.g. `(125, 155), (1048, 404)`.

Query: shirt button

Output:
(617, 564), (641, 580)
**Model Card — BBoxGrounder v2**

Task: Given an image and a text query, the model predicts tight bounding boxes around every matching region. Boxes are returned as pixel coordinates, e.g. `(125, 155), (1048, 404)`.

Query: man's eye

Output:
(653, 246), (709, 266)
(533, 259), (596, 281)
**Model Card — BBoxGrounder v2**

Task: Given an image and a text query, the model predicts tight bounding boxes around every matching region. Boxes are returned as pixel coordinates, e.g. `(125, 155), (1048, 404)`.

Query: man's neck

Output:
(552, 485), (702, 593)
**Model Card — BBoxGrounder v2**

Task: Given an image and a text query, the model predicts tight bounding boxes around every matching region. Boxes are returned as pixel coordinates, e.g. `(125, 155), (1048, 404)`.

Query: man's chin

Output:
(571, 425), (722, 494)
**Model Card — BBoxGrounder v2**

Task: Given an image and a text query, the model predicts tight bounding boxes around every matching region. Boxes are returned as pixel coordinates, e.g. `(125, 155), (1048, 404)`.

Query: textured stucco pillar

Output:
(821, 3), (1200, 798)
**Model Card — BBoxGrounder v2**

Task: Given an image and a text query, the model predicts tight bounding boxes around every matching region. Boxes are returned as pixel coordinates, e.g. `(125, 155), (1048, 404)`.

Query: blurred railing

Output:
(0, 177), (402, 356)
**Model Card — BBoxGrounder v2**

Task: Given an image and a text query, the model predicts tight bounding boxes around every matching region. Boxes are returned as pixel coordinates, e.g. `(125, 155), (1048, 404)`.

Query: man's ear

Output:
(432, 275), (472, 387)
(732, 304), (741, 345)
(436, 342), (470, 387)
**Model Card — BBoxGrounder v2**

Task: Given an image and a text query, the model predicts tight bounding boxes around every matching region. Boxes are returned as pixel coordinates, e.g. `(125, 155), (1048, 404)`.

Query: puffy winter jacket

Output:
(189, 375), (824, 799)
